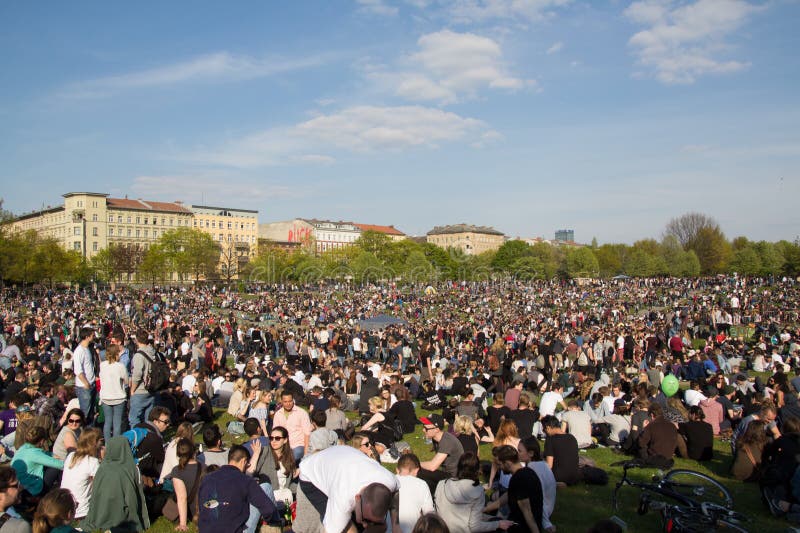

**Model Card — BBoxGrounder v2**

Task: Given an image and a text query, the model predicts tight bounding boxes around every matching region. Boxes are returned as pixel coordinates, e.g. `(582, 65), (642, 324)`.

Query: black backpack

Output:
(138, 350), (170, 392)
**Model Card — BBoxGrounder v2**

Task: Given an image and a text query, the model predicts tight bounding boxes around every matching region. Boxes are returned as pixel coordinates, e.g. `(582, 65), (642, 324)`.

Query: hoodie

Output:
(434, 478), (497, 533)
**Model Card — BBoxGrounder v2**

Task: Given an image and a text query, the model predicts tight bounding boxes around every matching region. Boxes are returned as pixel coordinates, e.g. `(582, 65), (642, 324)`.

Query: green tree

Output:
(491, 240), (532, 272)
(139, 244), (170, 286)
(565, 247), (599, 278)
(355, 230), (392, 259)
(728, 247), (761, 275)
(159, 228), (219, 281)
(595, 244), (626, 277)
(351, 251), (385, 284)
(529, 242), (560, 279)
(687, 226), (731, 274)
(753, 241), (785, 276)
(511, 256), (545, 280)
(404, 251), (435, 283)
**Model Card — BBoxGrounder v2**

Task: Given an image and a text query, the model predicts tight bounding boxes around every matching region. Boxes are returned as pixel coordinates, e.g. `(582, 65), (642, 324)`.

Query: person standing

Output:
(73, 328), (97, 424)
(128, 330), (156, 428)
(271, 391), (312, 462)
(98, 344), (128, 443)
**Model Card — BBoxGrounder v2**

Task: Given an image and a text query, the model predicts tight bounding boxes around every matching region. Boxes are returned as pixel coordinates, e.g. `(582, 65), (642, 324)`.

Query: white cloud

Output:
(374, 30), (533, 104)
(356, 0), (399, 15)
(182, 105), (491, 168)
(442, 0), (572, 23)
(624, 0), (761, 84)
(546, 41), (563, 54)
(59, 52), (329, 98)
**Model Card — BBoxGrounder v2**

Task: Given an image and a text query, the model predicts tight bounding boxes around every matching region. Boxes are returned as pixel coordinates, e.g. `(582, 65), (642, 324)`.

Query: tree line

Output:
(1, 209), (799, 286)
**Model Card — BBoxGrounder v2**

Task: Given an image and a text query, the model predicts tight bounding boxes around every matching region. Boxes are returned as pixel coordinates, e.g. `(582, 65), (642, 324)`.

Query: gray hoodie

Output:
(434, 478), (497, 533)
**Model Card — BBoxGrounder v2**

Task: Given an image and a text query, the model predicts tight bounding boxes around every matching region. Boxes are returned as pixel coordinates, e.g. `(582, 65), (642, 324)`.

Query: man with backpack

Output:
(129, 329), (168, 428)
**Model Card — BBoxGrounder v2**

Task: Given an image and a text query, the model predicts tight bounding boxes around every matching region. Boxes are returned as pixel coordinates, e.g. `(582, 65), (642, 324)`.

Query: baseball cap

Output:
(419, 413), (445, 430)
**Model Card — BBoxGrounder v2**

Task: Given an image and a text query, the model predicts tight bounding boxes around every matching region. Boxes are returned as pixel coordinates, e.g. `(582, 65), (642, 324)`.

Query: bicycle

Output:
(611, 459), (749, 532)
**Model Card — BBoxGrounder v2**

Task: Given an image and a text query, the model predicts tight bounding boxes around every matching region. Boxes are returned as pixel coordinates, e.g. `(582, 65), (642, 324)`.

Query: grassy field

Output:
(139, 396), (791, 533)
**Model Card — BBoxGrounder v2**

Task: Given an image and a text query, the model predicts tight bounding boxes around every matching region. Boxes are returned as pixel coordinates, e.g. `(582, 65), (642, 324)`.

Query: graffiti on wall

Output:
(288, 225), (313, 243)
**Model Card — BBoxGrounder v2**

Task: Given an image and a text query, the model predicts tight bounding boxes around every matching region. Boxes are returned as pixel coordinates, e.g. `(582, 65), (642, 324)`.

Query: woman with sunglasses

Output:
(52, 408), (84, 461)
(264, 426), (298, 503)
(60, 428), (103, 520)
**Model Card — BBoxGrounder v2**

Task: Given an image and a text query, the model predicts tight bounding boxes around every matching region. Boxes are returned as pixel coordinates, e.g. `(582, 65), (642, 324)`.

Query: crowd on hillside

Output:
(0, 275), (798, 533)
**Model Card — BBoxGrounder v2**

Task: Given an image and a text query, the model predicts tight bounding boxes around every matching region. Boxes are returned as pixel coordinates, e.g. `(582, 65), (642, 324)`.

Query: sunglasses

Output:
(67, 418), (82, 424)
(269, 436), (284, 441)
(157, 418), (171, 425)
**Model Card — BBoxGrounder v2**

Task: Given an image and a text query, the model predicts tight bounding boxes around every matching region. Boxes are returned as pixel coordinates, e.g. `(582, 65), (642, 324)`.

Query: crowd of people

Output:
(0, 275), (797, 533)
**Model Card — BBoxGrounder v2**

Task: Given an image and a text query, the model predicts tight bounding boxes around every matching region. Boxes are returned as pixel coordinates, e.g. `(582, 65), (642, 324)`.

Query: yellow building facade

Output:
(426, 224), (505, 255)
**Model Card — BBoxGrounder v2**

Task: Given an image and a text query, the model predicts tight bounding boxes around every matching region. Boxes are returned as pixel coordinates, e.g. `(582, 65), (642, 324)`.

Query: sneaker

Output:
(768, 497), (786, 518)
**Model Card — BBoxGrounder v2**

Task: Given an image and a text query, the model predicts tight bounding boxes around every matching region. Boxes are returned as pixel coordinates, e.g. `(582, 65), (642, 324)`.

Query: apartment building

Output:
(426, 224), (505, 255)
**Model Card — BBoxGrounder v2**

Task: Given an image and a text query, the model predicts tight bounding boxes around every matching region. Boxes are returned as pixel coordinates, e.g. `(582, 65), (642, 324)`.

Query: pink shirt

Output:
(699, 398), (724, 435)
(273, 406), (312, 450)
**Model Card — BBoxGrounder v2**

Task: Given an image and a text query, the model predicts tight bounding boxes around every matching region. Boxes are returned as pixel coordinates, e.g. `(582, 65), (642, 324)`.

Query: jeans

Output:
(76, 386), (97, 424)
(245, 482), (275, 533)
(292, 446), (304, 463)
(128, 393), (154, 428)
(102, 401), (126, 442)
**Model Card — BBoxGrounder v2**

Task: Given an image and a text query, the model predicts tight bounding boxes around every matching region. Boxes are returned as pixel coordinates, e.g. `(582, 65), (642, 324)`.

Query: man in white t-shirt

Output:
(73, 327), (97, 423)
(295, 445), (399, 533)
(396, 453), (434, 533)
(539, 383), (566, 417)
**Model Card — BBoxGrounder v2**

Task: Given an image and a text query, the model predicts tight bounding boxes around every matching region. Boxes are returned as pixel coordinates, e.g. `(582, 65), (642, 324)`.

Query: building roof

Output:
(426, 224), (504, 236)
(106, 198), (192, 214)
(191, 205), (258, 214)
(352, 223), (405, 236)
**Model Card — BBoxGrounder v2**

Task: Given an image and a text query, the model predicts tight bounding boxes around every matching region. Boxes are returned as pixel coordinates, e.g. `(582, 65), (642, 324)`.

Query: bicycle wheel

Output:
(661, 470), (734, 509)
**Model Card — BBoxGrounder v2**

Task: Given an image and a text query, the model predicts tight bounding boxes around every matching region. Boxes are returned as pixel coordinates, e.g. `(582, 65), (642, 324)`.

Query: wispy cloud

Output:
(356, 0), (399, 15)
(370, 30), (535, 104)
(181, 105), (495, 168)
(546, 41), (563, 54)
(439, 0), (572, 24)
(58, 51), (331, 98)
(624, 0), (762, 84)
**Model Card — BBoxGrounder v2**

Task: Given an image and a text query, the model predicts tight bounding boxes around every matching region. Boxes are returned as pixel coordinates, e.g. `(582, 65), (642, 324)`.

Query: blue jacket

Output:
(198, 465), (277, 533)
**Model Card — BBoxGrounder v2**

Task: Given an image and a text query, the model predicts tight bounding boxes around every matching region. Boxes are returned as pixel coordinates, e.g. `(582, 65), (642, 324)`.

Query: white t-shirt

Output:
(300, 446), (399, 533)
(397, 474), (434, 533)
(61, 453), (100, 518)
(539, 391), (564, 417)
(182, 374), (197, 395)
(99, 361), (128, 404)
(73, 344), (95, 387)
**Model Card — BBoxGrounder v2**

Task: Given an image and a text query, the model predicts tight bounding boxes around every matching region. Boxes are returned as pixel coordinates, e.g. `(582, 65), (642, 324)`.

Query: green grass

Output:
(142, 402), (788, 533)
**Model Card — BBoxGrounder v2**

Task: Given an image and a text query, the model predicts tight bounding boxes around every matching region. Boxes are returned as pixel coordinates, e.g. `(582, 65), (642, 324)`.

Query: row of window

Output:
(194, 219), (255, 231)
(319, 233), (359, 242)
(107, 214), (189, 226)
(217, 234), (256, 243)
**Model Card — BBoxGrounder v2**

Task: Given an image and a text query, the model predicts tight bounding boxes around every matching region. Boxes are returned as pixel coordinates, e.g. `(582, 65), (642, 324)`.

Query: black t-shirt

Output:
(543, 433), (581, 485)
(510, 409), (538, 439)
(487, 405), (512, 434)
(507, 466), (544, 533)
(457, 433), (479, 456)
(678, 420), (714, 461)
(716, 396), (735, 419)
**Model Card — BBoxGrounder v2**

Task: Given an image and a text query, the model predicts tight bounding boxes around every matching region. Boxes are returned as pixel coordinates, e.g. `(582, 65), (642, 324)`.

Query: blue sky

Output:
(1, 0), (798, 244)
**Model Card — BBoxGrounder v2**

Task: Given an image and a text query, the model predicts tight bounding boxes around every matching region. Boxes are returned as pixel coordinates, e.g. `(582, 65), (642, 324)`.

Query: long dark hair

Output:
(176, 438), (196, 470)
(269, 426), (296, 475)
(455, 451), (480, 486)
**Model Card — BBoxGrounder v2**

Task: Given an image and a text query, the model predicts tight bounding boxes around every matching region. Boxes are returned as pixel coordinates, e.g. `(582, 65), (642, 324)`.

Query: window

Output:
(92, 227), (98, 236)
(161, 218), (165, 225)
(136, 229), (140, 237)
(144, 230), (148, 238)
(77, 201), (83, 207)
(143, 217), (148, 225)
(170, 218), (174, 226)
(153, 229), (158, 238)
(218, 234), (223, 241)
(92, 201), (98, 208)
(92, 242), (98, 251)
(228, 222), (232, 229)
(72, 227), (79, 236)
(118, 215), (123, 223)
(136, 216), (141, 224)
(109, 228), (114, 236)
(212, 221), (216, 228)
(127, 228), (132, 237)
(108, 215), (114, 222)
(227, 234), (232, 242)
(74, 242), (81, 250)
(205, 220), (210, 228)
(193, 219), (197, 227)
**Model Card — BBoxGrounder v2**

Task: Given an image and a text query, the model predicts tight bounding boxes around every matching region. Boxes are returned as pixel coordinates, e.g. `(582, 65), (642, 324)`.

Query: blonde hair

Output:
(69, 428), (102, 468)
(233, 378), (247, 393)
(368, 396), (384, 411)
(454, 415), (474, 435)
